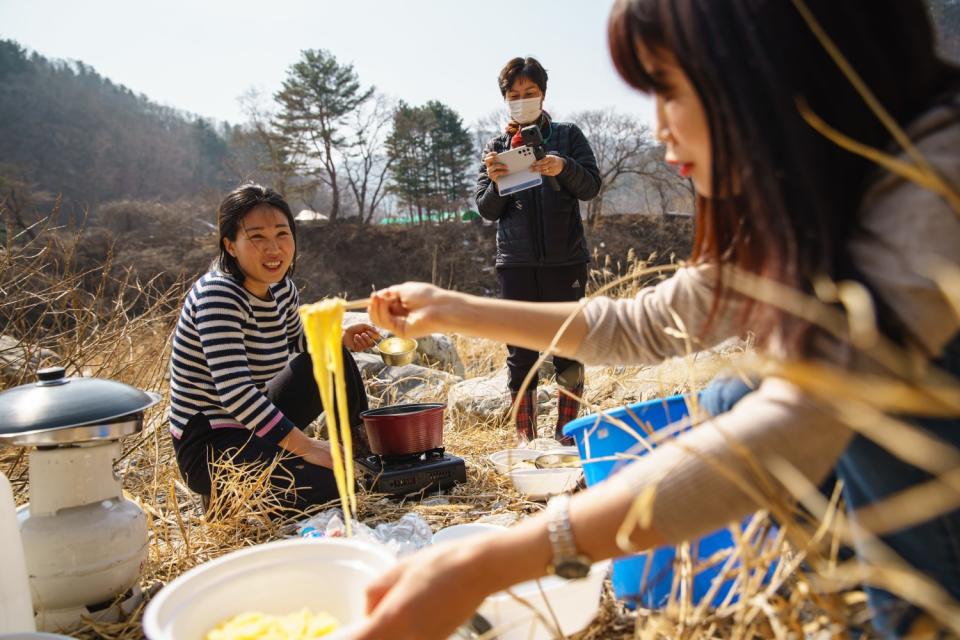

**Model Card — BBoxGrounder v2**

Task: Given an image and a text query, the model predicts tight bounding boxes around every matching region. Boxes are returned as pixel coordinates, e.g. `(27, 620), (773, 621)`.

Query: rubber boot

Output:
(511, 388), (538, 446)
(554, 383), (583, 446)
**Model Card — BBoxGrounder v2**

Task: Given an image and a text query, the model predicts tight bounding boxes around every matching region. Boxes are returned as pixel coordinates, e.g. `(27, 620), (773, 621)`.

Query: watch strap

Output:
(546, 494), (590, 577)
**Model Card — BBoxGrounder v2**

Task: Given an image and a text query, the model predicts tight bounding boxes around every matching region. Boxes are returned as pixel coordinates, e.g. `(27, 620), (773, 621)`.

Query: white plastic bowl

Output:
(508, 467), (582, 501)
(432, 522), (506, 546)
(142, 538), (396, 640)
(488, 448), (538, 474)
(489, 447), (579, 475)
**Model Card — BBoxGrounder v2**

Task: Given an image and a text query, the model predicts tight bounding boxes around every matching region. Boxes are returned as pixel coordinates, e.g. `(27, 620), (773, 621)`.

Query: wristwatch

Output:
(545, 494), (592, 579)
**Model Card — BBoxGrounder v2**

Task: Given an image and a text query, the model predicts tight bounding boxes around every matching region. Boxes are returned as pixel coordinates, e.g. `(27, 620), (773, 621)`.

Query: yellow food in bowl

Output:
(378, 337), (416, 355)
(206, 609), (339, 639)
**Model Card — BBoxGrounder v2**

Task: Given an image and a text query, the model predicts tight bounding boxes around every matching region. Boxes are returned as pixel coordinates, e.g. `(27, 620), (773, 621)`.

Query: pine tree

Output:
(273, 49), (373, 221)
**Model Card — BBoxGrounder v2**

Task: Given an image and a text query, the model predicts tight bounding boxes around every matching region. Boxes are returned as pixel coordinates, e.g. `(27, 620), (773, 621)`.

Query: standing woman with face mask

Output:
(476, 57), (602, 445)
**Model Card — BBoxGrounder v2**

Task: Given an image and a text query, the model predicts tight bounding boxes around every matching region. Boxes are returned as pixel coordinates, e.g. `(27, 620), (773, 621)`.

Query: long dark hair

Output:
(608, 0), (959, 352)
(214, 184), (297, 281)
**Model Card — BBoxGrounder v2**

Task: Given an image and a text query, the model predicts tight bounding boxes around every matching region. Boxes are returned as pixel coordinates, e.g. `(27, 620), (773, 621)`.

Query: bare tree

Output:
(472, 109), (506, 156)
(343, 95), (395, 224)
(643, 145), (695, 216)
(571, 108), (694, 224)
(231, 89), (302, 196)
(0, 166), (54, 241)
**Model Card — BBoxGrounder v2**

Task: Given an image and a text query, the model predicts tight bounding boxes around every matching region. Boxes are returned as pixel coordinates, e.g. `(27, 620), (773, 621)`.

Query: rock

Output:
(415, 333), (465, 377)
(447, 368), (553, 421)
(368, 363), (462, 405)
(352, 352), (386, 379)
(0, 335), (58, 382)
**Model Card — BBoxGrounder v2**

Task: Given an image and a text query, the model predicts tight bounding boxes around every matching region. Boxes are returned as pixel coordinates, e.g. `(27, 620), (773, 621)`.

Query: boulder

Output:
(352, 352), (387, 379)
(447, 368), (553, 421)
(367, 363), (462, 405)
(415, 333), (465, 377)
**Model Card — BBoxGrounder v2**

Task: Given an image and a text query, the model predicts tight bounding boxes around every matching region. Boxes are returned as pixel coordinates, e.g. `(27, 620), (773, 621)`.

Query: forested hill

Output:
(0, 39), (233, 211)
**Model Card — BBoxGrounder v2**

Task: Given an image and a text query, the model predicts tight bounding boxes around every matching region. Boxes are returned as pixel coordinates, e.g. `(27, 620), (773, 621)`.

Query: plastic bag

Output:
(297, 509), (433, 557)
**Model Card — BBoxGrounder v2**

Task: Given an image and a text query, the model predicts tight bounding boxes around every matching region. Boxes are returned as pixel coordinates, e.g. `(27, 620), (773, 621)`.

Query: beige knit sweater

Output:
(573, 99), (960, 544)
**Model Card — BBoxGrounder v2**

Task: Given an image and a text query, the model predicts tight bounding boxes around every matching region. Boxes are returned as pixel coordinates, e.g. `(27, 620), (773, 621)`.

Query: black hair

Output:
(498, 57), (549, 96)
(214, 184), (297, 281)
(607, 0), (959, 352)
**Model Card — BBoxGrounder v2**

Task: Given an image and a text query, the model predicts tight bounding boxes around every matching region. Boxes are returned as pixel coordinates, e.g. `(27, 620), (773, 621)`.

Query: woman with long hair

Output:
(357, 1), (960, 637)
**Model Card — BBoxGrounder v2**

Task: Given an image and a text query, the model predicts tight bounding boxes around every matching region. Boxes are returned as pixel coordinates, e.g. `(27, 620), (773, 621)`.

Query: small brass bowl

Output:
(377, 337), (418, 366)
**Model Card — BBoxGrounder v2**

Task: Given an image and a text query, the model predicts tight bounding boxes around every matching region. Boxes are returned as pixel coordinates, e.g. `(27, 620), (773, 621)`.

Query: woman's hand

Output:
(483, 151), (509, 184)
(369, 283), (462, 339)
(531, 153), (565, 177)
(342, 322), (381, 352)
(278, 429), (338, 468)
(299, 439), (337, 468)
(354, 539), (495, 640)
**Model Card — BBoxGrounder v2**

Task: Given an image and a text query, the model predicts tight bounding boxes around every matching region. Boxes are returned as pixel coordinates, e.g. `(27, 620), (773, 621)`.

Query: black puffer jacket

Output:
(475, 118), (602, 267)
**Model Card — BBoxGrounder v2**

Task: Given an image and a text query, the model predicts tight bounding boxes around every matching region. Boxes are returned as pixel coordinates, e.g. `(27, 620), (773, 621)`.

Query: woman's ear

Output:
(223, 237), (237, 258)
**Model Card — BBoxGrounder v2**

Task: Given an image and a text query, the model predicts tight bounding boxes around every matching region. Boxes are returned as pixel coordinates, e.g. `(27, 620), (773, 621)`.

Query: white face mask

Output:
(505, 96), (542, 124)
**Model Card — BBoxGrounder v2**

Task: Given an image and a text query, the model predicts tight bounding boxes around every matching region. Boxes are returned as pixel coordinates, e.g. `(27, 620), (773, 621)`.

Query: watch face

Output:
(555, 558), (591, 580)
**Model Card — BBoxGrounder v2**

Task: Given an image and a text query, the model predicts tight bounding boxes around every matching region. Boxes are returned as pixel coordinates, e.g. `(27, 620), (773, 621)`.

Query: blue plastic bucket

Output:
(563, 394), (770, 608)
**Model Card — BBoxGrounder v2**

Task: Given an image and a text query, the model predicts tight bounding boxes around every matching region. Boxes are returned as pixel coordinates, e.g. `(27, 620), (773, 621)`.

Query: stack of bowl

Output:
(488, 447), (582, 501)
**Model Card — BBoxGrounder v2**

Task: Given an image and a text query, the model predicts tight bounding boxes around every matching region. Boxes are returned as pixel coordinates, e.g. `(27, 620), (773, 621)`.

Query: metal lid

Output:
(0, 367), (160, 446)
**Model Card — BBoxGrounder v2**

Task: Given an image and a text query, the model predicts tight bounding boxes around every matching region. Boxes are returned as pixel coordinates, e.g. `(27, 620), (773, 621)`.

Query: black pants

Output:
(497, 264), (587, 392)
(172, 348), (369, 511)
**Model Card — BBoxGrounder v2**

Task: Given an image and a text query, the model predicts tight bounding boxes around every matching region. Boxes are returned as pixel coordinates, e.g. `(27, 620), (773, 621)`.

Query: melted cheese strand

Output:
(299, 299), (356, 535)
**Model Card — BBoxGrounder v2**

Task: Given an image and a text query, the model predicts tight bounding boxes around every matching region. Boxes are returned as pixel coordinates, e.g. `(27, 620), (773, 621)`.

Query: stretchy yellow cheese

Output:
(299, 298), (356, 535)
(206, 609), (339, 639)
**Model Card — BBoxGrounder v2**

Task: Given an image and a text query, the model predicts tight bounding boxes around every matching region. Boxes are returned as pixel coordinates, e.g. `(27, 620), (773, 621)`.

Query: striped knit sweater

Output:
(168, 272), (306, 445)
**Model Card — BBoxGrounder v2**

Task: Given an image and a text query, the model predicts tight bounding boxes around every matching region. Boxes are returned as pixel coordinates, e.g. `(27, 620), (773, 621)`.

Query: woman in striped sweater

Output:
(169, 184), (379, 511)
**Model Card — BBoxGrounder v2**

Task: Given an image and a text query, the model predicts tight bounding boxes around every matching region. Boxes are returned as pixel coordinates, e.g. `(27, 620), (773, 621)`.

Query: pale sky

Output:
(0, 0), (656, 130)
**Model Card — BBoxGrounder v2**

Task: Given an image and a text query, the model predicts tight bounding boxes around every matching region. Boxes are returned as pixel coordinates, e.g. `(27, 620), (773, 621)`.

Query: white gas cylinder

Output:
(0, 470), (35, 633)
(16, 442), (148, 631)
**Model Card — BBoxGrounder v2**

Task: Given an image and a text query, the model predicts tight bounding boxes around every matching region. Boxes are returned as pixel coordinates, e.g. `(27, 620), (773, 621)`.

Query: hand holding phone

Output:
(490, 146), (543, 196)
(483, 151), (509, 184)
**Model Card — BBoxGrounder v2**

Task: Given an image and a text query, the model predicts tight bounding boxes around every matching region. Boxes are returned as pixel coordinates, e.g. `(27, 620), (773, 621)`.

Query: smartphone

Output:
(494, 146), (542, 196)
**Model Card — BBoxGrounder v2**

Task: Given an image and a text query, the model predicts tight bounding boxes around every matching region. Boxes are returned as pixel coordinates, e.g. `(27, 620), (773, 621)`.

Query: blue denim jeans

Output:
(700, 333), (960, 637)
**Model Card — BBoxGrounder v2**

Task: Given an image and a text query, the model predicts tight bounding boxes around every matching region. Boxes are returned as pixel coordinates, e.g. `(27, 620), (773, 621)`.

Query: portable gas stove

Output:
(355, 447), (466, 496)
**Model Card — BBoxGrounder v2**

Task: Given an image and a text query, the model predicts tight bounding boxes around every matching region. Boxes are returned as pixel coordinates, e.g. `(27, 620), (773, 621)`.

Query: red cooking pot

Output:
(359, 403), (446, 457)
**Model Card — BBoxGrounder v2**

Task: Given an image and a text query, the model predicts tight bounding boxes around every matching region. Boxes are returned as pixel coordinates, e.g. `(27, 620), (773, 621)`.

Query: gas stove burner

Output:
(375, 446), (448, 466)
(355, 450), (467, 497)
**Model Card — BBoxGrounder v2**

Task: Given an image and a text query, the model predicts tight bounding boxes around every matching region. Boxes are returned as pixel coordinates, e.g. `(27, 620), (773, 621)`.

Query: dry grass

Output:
(2, 220), (958, 639)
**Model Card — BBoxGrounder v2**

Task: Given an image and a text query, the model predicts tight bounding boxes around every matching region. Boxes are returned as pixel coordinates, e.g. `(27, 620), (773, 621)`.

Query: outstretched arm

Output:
(354, 377), (850, 640)
(369, 283), (590, 358)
